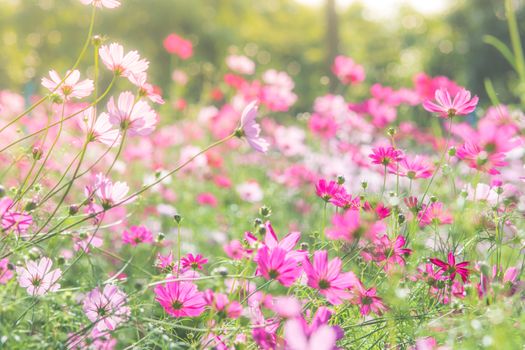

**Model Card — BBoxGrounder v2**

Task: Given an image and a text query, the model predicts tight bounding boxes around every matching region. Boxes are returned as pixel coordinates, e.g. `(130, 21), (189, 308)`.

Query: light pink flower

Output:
(2, 211), (33, 237)
(423, 88), (478, 118)
(83, 285), (130, 331)
(237, 101), (269, 153)
(128, 72), (164, 104)
(302, 250), (358, 304)
(332, 55), (365, 85)
(99, 43), (149, 77)
(0, 258), (13, 284)
(122, 225), (153, 246)
(41, 70), (94, 100)
(204, 290), (243, 318)
(80, 107), (121, 146)
(284, 307), (342, 350)
(16, 257), (62, 296)
(73, 233), (103, 253)
(90, 173), (131, 209)
(79, 0), (121, 8)
(236, 181), (264, 202)
(107, 91), (157, 136)
(226, 55), (255, 75)
(154, 281), (206, 317)
(418, 202), (453, 227)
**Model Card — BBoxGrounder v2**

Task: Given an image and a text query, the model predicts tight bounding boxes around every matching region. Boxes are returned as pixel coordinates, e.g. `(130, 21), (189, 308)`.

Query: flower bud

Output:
(387, 127), (396, 137)
(430, 196), (438, 203)
(337, 175), (345, 185)
(24, 200), (37, 212)
(361, 181), (368, 190)
(259, 206), (272, 217)
(448, 146), (456, 157)
(69, 205), (79, 215)
(398, 213), (406, 224)
(32, 146), (43, 160)
(173, 214), (183, 224)
(254, 218), (263, 226)
(300, 242), (309, 251)
(157, 232), (165, 242)
(92, 35), (103, 47)
(0, 185), (5, 198)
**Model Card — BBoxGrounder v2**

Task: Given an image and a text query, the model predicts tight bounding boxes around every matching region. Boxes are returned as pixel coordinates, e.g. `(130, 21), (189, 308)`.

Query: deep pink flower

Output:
(330, 191), (360, 210)
(156, 251), (174, 271)
(389, 155), (434, 179)
(122, 225), (153, 246)
(308, 113), (338, 139)
(237, 101), (269, 153)
(107, 91), (157, 136)
(326, 210), (360, 242)
(369, 146), (404, 166)
(163, 33), (193, 59)
(154, 281), (206, 317)
(364, 235), (412, 271)
(0, 258), (13, 284)
(83, 285), (130, 331)
(41, 70), (94, 100)
(456, 141), (507, 175)
(256, 246), (301, 287)
(423, 88), (478, 118)
(332, 55), (365, 85)
(418, 202), (453, 227)
(315, 179), (344, 202)
(353, 282), (387, 316)
(303, 250), (358, 304)
(196, 192), (218, 207)
(430, 252), (470, 283)
(181, 253), (208, 270)
(99, 43), (149, 77)
(16, 257), (62, 296)
(79, 0), (120, 8)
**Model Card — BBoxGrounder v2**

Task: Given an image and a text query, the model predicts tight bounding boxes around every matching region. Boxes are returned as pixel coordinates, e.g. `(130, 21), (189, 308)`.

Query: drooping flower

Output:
(80, 107), (121, 146)
(236, 101), (269, 153)
(99, 43), (149, 77)
(430, 252), (470, 283)
(41, 70), (94, 100)
(107, 91), (157, 136)
(154, 281), (206, 317)
(423, 88), (478, 118)
(122, 225), (153, 246)
(181, 253), (208, 270)
(332, 55), (365, 85)
(83, 285), (130, 331)
(0, 258), (13, 284)
(79, 0), (121, 8)
(302, 250), (358, 304)
(256, 246), (301, 287)
(369, 146), (404, 166)
(16, 257), (62, 296)
(352, 282), (387, 316)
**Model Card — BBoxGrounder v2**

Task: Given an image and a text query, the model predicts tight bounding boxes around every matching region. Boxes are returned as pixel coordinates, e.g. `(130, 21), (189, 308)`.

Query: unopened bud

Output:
(398, 213), (406, 224)
(0, 185), (5, 198)
(387, 127), (396, 137)
(430, 196), (438, 203)
(300, 242), (309, 251)
(361, 181), (368, 190)
(69, 205), (79, 215)
(32, 146), (43, 160)
(24, 201), (37, 211)
(448, 147), (456, 157)
(92, 35), (103, 47)
(259, 206), (271, 217)
(173, 214), (182, 224)
(157, 232), (165, 242)
(254, 218), (263, 226)
(337, 175), (345, 185)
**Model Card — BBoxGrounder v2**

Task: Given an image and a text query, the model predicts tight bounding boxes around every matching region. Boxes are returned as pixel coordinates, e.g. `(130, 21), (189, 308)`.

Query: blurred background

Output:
(0, 0), (524, 111)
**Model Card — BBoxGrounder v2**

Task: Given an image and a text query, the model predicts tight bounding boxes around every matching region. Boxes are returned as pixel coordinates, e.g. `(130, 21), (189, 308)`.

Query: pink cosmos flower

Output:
(128, 72), (164, 104)
(90, 173), (131, 209)
(418, 202), (453, 227)
(456, 141), (507, 175)
(16, 257), (62, 296)
(179, 254), (207, 272)
(315, 179), (344, 202)
(430, 252), (470, 283)
(302, 250), (358, 304)
(389, 155), (434, 179)
(369, 146), (404, 166)
(79, 0), (121, 8)
(423, 88), (478, 118)
(363, 235), (412, 271)
(236, 181), (264, 202)
(83, 285), (130, 331)
(41, 70), (94, 100)
(107, 91), (157, 136)
(99, 43), (149, 77)
(204, 290), (243, 319)
(326, 210), (360, 242)
(73, 233), (103, 253)
(254, 221), (307, 264)
(196, 192), (218, 207)
(353, 282), (387, 316)
(237, 101), (269, 153)
(272, 296), (302, 318)
(332, 55), (365, 85)
(308, 113), (338, 139)
(80, 107), (121, 146)
(122, 225), (153, 246)
(2, 211), (33, 237)
(226, 55), (255, 75)
(163, 33), (193, 59)
(0, 258), (13, 284)
(156, 251), (174, 271)
(223, 239), (249, 260)
(256, 246), (301, 287)
(331, 191), (360, 210)
(260, 69), (297, 112)
(154, 281), (206, 317)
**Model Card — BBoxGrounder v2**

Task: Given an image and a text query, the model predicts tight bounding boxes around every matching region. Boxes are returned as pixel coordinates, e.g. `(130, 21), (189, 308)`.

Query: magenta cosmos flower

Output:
(16, 257), (62, 296)
(303, 250), (358, 305)
(204, 290), (243, 319)
(315, 179), (344, 202)
(122, 225), (153, 246)
(154, 281), (206, 317)
(423, 88), (478, 118)
(80, 107), (120, 147)
(430, 252), (470, 283)
(107, 91), (157, 136)
(79, 0), (121, 8)
(353, 282), (387, 316)
(256, 246), (301, 287)
(326, 209), (360, 242)
(369, 146), (404, 166)
(236, 101), (269, 153)
(83, 284), (130, 331)
(181, 253), (208, 270)
(99, 43), (149, 77)
(41, 70), (94, 101)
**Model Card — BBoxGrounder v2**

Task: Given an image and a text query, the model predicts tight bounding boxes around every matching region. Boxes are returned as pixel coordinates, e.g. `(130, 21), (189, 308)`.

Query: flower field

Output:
(0, 0), (525, 349)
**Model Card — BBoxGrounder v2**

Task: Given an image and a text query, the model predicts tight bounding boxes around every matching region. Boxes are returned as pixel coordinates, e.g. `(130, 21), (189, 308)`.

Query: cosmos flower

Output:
(79, 0), (121, 8)
(0, 258), (13, 284)
(332, 55), (365, 85)
(352, 282), (387, 316)
(181, 253), (208, 270)
(122, 225), (153, 246)
(369, 146), (404, 166)
(154, 281), (206, 317)
(16, 257), (62, 296)
(107, 91), (157, 136)
(83, 285), (130, 331)
(41, 70), (94, 100)
(423, 88), (478, 118)
(99, 43), (149, 77)
(80, 107), (121, 146)
(236, 101), (269, 153)
(430, 252), (470, 283)
(256, 246), (301, 287)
